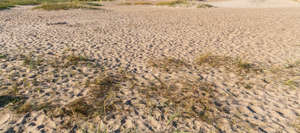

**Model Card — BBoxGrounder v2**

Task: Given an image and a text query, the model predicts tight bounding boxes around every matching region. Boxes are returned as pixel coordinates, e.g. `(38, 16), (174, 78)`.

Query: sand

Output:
(207, 0), (300, 8)
(0, 1), (300, 132)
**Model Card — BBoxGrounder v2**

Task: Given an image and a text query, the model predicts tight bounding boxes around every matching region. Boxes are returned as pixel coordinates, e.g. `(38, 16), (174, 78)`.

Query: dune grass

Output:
(148, 57), (190, 72)
(197, 3), (214, 8)
(0, 0), (39, 10)
(195, 53), (262, 73)
(156, 0), (187, 6)
(0, 0), (101, 10)
(33, 2), (97, 10)
(119, 1), (153, 6)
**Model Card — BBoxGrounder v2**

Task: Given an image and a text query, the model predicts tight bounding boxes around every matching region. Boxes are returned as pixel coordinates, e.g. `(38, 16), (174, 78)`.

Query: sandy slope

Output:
(0, 2), (300, 133)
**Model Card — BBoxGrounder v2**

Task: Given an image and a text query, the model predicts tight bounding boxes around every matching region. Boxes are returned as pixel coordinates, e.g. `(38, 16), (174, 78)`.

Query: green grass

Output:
(156, 0), (187, 6)
(0, 53), (7, 58)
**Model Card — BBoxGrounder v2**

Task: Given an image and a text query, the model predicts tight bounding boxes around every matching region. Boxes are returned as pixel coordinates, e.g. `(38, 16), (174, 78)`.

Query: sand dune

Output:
(0, 2), (300, 133)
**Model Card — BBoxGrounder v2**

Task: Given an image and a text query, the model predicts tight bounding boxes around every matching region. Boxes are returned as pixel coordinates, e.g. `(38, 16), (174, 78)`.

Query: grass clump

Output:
(119, 1), (153, 6)
(284, 79), (299, 89)
(0, 53), (7, 58)
(195, 53), (262, 73)
(133, 1), (153, 5)
(148, 57), (190, 72)
(49, 54), (92, 68)
(85, 2), (103, 6)
(65, 54), (90, 66)
(0, 95), (24, 108)
(0, 0), (40, 10)
(23, 55), (43, 69)
(118, 2), (132, 5)
(34, 2), (97, 10)
(45, 72), (130, 126)
(197, 3), (214, 8)
(156, 0), (187, 6)
(139, 76), (220, 125)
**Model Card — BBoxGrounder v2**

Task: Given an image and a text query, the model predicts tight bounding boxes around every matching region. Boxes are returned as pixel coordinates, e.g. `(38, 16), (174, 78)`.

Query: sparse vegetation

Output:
(148, 57), (190, 72)
(195, 53), (262, 73)
(0, 0), (102, 10)
(197, 3), (214, 8)
(23, 55), (43, 69)
(284, 79), (299, 89)
(85, 2), (103, 6)
(0, 95), (24, 108)
(0, 0), (39, 10)
(138, 75), (221, 125)
(0, 53), (7, 59)
(156, 0), (187, 6)
(34, 2), (97, 10)
(119, 1), (153, 6)
(133, 1), (153, 5)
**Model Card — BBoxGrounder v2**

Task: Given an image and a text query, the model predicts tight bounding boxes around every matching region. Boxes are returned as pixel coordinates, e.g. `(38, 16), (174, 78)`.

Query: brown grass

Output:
(34, 2), (97, 10)
(148, 57), (190, 72)
(156, 0), (187, 6)
(138, 75), (221, 125)
(195, 53), (262, 73)
(197, 3), (214, 8)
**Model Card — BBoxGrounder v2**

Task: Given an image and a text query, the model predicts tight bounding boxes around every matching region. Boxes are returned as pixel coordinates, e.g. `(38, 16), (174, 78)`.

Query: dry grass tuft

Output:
(33, 2), (97, 10)
(195, 53), (262, 73)
(197, 3), (214, 8)
(139, 76), (221, 125)
(44, 72), (131, 127)
(49, 54), (93, 68)
(133, 1), (153, 5)
(148, 57), (190, 72)
(156, 0), (187, 6)
(23, 55), (43, 69)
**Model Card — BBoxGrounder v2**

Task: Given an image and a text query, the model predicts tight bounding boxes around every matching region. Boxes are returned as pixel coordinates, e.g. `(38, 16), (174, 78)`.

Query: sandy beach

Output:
(0, 0), (300, 132)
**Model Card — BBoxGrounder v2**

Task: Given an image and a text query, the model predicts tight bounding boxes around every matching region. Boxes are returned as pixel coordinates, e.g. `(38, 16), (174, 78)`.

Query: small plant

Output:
(0, 53), (6, 58)
(0, 95), (24, 108)
(23, 55), (43, 69)
(16, 101), (33, 113)
(284, 79), (299, 89)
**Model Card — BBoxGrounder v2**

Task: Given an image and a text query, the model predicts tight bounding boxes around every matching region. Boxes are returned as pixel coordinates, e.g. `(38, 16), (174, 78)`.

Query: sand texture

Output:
(0, 1), (300, 133)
